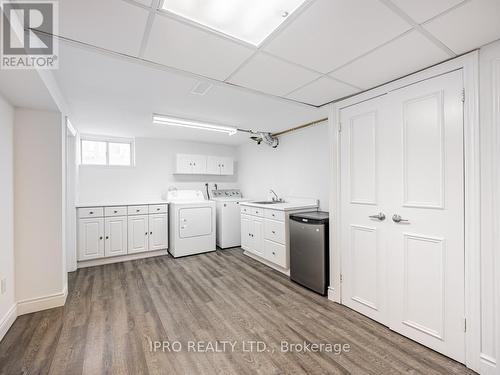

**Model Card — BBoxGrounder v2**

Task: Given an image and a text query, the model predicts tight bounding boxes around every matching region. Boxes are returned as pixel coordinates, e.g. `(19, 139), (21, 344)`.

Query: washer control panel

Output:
(211, 189), (242, 198)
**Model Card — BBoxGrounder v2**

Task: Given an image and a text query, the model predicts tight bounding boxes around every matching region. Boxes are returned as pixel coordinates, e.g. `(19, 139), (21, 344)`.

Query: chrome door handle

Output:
(369, 212), (386, 221)
(392, 214), (409, 223)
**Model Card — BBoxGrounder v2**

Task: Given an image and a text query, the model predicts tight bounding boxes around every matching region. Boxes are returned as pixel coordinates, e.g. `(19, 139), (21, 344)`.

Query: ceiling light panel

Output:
(160, 0), (307, 46)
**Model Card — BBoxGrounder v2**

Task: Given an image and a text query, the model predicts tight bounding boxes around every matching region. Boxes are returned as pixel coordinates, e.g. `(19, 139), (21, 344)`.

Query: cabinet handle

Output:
(272, 252), (275, 255)
(89, 211), (94, 215)
(157, 208), (160, 211)
(136, 209), (140, 212)
(145, 232), (148, 236)
(106, 236), (109, 240)
(99, 236), (103, 240)
(272, 231), (276, 234)
(114, 210), (118, 214)
(150, 232), (152, 235)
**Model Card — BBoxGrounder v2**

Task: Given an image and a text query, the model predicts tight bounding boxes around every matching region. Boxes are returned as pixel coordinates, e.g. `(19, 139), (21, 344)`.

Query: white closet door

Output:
(340, 70), (465, 363)
(340, 96), (390, 324)
(386, 70), (465, 362)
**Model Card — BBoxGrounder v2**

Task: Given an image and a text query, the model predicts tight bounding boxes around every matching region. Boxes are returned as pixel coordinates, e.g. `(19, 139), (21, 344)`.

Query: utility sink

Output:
(252, 201), (285, 205)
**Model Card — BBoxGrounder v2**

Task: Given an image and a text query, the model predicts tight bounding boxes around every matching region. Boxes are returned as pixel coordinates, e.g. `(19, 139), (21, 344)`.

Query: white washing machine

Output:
(211, 189), (251, 249)
(167, 190), (216, 258)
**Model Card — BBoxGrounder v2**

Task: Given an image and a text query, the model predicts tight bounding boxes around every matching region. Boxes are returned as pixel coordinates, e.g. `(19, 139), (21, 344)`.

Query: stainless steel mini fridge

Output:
(289, 211), (329, 295)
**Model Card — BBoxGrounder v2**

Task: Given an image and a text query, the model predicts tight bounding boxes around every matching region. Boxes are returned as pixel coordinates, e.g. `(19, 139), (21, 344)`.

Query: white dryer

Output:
(167, 190), (216, 258)
(211, 189), (251, 249)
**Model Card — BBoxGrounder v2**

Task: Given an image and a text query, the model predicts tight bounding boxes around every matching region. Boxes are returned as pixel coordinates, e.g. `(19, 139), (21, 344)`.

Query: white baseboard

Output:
(0, 304), (17, 342)
(77, 249), (168, 268)
(327, 286), (338, 302)
(16, 287), (68, 316)
(243, 250), (290, 276)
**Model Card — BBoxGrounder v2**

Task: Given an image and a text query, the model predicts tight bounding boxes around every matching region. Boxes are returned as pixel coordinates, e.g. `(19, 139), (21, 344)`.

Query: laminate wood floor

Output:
(0, 249), (475, 375)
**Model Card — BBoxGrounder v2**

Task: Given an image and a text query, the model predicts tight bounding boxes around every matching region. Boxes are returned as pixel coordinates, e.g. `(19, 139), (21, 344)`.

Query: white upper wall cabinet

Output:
(176, 154), (234, 175)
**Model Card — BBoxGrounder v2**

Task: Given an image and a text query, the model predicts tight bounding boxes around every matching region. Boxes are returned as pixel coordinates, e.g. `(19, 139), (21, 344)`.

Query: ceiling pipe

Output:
(238, 117), (328, 148)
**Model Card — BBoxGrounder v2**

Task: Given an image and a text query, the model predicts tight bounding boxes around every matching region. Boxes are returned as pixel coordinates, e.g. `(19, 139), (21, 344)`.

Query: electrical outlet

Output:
(1, 278), (6, 294)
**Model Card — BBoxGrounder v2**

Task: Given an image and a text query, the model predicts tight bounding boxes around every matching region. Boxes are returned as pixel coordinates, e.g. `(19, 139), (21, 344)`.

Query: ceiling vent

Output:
(191, 81), (213, 96)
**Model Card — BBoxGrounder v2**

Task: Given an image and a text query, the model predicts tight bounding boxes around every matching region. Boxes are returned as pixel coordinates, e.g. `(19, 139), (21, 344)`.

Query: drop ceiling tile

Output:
(390, 0), (465, 23)
(59, 0), (149, 56)
(424, 0), (500, 54)
(331, 31), (450, 89)
(228, 53), (320, 96)
(264, 0), (411, 73)
(287, 77), (359, 106)
(144, 15), (255, 80)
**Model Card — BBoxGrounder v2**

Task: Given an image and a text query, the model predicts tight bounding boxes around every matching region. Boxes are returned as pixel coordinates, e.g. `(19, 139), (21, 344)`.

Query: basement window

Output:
(160, 0), (307, 46)
(80, 136), (134, 166)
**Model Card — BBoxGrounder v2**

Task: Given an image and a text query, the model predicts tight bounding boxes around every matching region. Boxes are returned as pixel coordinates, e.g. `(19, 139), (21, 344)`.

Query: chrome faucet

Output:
(270, 189), (282, 202)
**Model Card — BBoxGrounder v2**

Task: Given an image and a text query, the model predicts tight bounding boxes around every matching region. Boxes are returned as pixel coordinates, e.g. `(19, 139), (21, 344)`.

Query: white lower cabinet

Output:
(241, 206), (315, 271)
(128, 215), (149, 253)
(149, 213), (168, 251)
(78, 217), (105, 261)
(105, 217), (127, 257)
(77, 204), (168, 262)
(240, 214), (264, 257)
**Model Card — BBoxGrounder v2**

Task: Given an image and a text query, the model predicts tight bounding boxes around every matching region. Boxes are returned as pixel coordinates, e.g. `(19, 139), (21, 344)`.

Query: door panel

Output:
(387, 70), (465, 362)
(252, 218), (264, 257)
(349, 111), (377, 205)
(220, 157), (234, 175)
(78, 218), (104, 260)
(349, 225), (380, 312)
(149, 214), (168, 251)
(341, 96), (388, 324)
(179, 207), (212, 238)
(241, 214), (252, 250)
(128, 215), (148, 253)
(403, 91), (445, 208)
(105, 217), (127, 257)
(206, 156), (221, 175)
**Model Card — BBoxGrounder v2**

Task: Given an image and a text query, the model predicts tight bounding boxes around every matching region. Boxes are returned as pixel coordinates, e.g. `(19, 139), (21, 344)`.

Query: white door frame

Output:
(328, 51), (481, 372)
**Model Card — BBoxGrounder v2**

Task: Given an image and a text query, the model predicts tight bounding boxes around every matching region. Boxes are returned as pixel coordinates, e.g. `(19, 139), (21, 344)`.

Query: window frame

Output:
(79, 135), (135, 167)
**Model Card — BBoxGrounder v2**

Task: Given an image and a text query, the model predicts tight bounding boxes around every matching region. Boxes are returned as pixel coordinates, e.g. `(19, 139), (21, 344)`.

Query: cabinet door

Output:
(241, 214), (252, 250)
(128, 215), (149, 253)
(251, 218), (265, 258)
(191, 155), (207, 174)
(78, 218), (104, 260)
(105, 217), (127, 257)
(220, 157), (234, 175)
(149, 214), (168, 251)
(206, 156), (221, 175)
(176, 154), (194, 174)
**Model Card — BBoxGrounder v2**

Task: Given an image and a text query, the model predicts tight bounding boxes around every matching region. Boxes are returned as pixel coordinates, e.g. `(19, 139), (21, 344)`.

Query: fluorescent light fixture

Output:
(161, 0), (307, 46)
(153, 114), (238, 135)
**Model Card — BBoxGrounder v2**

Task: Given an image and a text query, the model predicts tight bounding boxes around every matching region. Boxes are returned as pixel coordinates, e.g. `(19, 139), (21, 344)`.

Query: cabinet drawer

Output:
(241, 206), (263, 217)
(149, 204), (167, 214)
(78, 207), (104, 218)
(105, 206), (127, 217)
(264, 240), (287, 268)
(264, 219), (285, 244)
(128, 205), (148, 215)
(265, 209), (285, 221)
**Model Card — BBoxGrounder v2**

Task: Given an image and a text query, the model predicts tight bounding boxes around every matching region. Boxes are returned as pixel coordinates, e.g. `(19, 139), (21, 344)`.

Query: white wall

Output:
(0, 95), (15, 340)
(237, 123), (330, 210)
(78, 137), (239, 203)
(479, 41), (499, 375)
(14, 108), (66, 314)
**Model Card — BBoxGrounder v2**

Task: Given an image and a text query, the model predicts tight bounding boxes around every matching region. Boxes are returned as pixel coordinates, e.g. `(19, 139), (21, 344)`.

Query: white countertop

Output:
(240, 198), (318, 211)
(76, 200), (167, 208)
